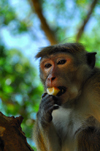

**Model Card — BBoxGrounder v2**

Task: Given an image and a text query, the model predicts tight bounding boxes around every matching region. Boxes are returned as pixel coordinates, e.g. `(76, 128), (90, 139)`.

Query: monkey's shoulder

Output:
(84, 68), (100, 91)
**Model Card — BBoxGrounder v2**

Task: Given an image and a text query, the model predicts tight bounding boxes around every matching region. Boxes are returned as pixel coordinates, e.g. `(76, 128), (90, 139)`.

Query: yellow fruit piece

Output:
(47, 87), (60, 96)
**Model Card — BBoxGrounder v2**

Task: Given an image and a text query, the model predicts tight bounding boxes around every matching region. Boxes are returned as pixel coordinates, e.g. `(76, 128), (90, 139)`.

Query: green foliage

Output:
(0, 0), (29, 34)
(0, 0), (16, 25)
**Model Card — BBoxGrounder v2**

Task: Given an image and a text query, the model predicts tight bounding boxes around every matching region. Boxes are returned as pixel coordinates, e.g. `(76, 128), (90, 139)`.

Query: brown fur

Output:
(35, 43), (86, 59)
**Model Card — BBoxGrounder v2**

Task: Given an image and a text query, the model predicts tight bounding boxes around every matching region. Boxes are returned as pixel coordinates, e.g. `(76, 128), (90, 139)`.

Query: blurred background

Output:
(0, 0), (100, 150)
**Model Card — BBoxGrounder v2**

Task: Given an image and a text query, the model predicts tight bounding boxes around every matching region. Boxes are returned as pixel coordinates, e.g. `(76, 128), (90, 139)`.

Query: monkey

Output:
(33, 43), (100, 151)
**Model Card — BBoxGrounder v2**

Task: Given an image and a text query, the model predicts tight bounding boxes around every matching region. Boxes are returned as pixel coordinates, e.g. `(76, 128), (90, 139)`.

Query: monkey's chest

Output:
(52, 107), (82, 151)
(52, 107), (82, 136)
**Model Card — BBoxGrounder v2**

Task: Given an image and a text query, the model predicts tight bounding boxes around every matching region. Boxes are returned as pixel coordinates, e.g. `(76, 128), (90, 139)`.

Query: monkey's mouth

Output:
(57, 86), (66, 96)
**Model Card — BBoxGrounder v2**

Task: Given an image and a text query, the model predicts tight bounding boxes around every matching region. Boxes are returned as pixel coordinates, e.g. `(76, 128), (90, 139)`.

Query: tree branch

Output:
(0, 112), (34, 151)
(30, 0), (58, 45)
(76, 0), (98, 42)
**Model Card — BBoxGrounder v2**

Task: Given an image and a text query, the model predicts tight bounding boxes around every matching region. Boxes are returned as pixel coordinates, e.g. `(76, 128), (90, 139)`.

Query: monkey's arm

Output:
(34, 94), (61, 151)
(80, 73), (100, 122)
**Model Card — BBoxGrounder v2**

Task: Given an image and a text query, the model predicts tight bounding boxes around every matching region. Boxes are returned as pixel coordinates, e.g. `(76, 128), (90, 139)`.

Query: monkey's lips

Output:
(57, 86), (66, 96)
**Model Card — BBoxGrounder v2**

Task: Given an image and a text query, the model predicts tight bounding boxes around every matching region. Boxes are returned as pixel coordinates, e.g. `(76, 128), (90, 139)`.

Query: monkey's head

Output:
(36, 43), (96, 104)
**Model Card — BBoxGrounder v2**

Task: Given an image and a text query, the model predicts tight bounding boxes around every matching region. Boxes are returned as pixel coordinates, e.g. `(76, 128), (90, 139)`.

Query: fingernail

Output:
(42, 93), (47, 98)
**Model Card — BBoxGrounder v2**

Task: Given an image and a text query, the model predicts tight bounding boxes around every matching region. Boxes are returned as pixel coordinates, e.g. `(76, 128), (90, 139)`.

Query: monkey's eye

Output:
(57, 59), (66, 65)
(44, 63), (52, 68)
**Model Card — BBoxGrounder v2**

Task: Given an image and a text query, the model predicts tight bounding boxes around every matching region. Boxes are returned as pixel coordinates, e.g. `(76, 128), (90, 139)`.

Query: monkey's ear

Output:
(86, 52), (97, 69)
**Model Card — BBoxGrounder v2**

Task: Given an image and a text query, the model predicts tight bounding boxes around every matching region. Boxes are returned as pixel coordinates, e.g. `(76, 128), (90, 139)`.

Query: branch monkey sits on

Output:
(34, 43), (100, 151)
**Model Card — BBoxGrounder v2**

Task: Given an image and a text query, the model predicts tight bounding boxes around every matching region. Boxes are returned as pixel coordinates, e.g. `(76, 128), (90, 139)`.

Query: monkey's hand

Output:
(37, 93), (61, 127)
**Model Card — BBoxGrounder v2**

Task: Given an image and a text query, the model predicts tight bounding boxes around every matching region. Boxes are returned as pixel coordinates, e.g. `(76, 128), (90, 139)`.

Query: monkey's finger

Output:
(48, 105), (59, 114)
(42, 93), (47, 98)
(52, 96), (61, 105)
(53, 104), (59, 110)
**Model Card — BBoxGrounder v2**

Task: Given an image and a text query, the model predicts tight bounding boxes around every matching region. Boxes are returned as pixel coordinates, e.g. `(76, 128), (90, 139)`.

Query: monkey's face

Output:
(40, 53), (86, 104)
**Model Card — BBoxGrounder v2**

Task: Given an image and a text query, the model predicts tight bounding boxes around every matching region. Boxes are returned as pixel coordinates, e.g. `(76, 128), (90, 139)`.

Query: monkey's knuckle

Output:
(48, 95), (55, 103)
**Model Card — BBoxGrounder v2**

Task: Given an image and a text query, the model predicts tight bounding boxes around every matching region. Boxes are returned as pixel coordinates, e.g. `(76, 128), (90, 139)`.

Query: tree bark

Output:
(0, 112), (34, 151)
(76, 0), (98, 42)
(30, 0), (58, 45)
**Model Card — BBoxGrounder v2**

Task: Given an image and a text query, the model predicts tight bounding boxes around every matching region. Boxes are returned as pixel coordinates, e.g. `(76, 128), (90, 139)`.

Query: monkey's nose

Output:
(48, 76), (56, 82)
(51, 77), (56, 81)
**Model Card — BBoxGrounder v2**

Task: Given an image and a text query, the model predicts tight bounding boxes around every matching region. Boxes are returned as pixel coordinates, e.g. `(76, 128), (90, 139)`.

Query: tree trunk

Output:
(0, 112), (34, 151)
